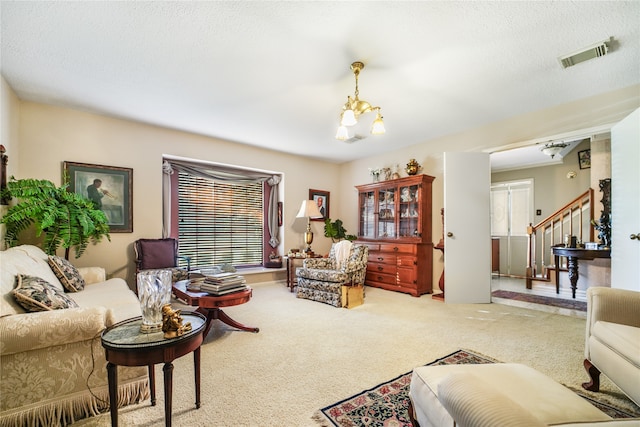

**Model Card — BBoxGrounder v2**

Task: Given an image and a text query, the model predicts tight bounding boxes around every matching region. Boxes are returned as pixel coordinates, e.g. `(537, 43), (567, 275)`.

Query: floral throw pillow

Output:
(12, 274), (79, 312)
(48, 256), (86, 292)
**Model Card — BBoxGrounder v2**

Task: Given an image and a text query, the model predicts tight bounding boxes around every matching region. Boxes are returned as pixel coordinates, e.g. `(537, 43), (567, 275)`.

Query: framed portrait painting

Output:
(309, 189), (329, 221)
(578, 149), (591, 169)
(64, 161), (133, 232)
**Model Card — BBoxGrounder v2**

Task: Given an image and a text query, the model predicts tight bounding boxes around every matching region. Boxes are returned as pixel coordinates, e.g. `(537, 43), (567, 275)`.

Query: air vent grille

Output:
(344, 134), (367, 144)
(559, 38), (611, 69)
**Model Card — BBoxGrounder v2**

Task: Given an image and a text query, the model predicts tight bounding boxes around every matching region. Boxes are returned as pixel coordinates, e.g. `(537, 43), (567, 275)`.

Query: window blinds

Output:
(177, 171), (264, 268)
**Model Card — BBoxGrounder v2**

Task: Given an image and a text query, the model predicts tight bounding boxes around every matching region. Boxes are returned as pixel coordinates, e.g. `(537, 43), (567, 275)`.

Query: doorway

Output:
(490, 179), (533, 276)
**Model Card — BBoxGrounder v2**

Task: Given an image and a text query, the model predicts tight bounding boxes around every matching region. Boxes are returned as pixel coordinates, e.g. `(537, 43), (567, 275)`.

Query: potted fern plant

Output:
(0, 177), (110, 259)
(324, 218), (357, 242)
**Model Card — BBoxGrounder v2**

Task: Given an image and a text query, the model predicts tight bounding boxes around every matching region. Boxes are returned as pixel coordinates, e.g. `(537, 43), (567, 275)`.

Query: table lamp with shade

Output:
(296, 200), (323, 253)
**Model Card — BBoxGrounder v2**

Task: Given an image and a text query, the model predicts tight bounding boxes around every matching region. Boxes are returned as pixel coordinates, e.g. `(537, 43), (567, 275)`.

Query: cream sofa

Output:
(0, 245), (149, 426)
(409, 363), (640, 427)
(583, 287), (640, 406)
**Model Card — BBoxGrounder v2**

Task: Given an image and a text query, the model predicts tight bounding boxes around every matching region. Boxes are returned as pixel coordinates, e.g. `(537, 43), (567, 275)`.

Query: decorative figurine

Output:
(382, 167), (392, 181)
(591, 178), (611, 249)
(391, 164), (401, 179)
(161, 304), (192, 339)
(405, 159), (422, 175)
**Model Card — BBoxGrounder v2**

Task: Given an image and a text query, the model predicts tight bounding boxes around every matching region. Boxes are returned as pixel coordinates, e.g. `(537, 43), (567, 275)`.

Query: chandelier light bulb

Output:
(335, 125), (349, 141)
(371, 111), (385, 135)
(341, 109), (357, 126)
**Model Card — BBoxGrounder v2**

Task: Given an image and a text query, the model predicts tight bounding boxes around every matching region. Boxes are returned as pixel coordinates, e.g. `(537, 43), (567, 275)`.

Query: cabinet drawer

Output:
(397, 255), (417, 267)
(366, 271), (396, 286)
(358, 242), (380, 252)
(397, 267), (417, 284)
(379, 243), (417, 254)
(367, 262), (396, 275)
(369, 252), (395, 264)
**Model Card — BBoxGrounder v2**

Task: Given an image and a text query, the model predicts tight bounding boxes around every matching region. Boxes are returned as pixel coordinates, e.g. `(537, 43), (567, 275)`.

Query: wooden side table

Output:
(173, 280), (259, 336)
(285, 255), (322, 292)
(101, 312), (206, 427)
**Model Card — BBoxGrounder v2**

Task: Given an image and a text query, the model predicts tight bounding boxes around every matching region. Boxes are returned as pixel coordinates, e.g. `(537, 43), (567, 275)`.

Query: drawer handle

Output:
(377, 266), (384, 271)
(378, 257), (384, 261)
(377, 276), (383, 280)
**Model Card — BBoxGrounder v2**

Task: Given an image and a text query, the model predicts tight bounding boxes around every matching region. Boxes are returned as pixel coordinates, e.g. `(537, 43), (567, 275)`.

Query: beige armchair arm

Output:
(0, 306), (110, 356)
(585, 287), (640, 358)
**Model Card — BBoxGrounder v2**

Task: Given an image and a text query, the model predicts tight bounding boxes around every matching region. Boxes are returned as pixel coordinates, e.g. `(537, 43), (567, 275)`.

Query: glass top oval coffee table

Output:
(101, 311), (206, 427)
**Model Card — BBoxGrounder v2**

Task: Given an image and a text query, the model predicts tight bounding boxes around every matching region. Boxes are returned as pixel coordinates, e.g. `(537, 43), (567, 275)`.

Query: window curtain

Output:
(162, 160), (174, 237)
(162, 158), (281, 247)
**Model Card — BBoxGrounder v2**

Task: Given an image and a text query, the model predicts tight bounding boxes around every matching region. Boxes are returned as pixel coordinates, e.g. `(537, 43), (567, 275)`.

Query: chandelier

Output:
(540, 142), (568, 158)
(335, 61), (385, 141)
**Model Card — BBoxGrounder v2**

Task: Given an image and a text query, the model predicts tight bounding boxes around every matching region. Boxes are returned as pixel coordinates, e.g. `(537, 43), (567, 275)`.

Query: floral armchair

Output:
(295, 243), (369, 307)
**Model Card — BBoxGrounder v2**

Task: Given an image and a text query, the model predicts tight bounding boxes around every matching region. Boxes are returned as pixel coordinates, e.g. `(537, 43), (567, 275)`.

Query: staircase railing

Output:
(525, 189), (594, 288)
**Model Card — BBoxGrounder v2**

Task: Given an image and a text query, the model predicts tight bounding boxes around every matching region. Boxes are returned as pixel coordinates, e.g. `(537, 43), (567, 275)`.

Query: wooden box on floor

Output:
(342, 285), (364, 308)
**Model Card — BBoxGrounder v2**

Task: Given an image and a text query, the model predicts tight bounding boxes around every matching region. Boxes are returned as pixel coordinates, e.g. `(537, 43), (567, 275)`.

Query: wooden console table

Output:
(552, 247), (611, 299)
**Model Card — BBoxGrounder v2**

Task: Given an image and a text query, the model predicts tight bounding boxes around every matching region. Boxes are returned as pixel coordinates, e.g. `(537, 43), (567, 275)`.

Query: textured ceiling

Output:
(1, 1), (639, 165)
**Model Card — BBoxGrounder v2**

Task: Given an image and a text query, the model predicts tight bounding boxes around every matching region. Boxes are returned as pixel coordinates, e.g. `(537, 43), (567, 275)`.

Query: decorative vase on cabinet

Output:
(356, 174), (435, 297)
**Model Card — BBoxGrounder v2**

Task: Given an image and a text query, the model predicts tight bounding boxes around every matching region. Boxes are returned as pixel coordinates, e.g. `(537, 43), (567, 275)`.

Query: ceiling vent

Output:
(343, 134), (367, 144)
(559, 38), (612, 69)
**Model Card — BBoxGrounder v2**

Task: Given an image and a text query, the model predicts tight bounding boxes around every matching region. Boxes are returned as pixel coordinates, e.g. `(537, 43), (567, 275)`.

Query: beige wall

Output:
(4, 74), (639, 288)
(9, 99), (341, 287)
(0, 78), (20, 249)
(492, 138), (592, 223)
(338, 85), (639, 284)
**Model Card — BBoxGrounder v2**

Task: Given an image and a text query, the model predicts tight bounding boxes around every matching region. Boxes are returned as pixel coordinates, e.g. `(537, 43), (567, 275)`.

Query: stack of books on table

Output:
(200, 273), (247, 296)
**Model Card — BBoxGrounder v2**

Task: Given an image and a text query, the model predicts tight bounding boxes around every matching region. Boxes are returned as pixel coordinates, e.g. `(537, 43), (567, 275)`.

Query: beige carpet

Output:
(73, 281), (639, 426)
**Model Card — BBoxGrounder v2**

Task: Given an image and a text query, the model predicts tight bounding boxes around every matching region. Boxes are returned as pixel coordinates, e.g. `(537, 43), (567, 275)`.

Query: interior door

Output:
(611, 108), (640, 291)
(444, 152), (492, 303)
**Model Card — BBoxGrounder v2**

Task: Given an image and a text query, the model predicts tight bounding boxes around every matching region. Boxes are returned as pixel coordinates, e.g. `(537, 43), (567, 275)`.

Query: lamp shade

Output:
(371, 112), (385, 135)
(335, 125), (349, 141)
(296, 200), (323, 219)
(341, 109), (357, 126)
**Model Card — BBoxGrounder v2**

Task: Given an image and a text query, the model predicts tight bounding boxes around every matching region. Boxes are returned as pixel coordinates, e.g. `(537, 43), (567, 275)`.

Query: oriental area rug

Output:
(315, 349), (640, 427)
(492, 289), (587, 311)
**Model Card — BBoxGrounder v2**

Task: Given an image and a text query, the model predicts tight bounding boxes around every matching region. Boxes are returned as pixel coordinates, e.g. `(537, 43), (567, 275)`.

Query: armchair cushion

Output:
(592, 321), (640, 367)
(12, 274), (79, 312)
(48, 255), (86, 292)
(296, 268), (349, 283)
(136, 238), (177, 269)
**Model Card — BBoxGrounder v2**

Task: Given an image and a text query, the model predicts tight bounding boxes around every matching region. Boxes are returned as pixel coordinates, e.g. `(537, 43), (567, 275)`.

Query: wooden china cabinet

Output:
(356, 174), (435, 297)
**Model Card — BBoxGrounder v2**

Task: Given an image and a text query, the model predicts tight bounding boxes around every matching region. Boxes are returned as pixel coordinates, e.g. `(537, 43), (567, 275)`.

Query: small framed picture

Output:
(578, 149), (591, 169)
(309, 189), (329, 221)
(64, 161), (133, 232)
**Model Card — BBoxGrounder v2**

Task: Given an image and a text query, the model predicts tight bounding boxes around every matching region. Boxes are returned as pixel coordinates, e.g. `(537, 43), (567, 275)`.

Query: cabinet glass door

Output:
(377, 187), (396, 238)
(399, 184), (421, 237)
(359, 190), (375, 238)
